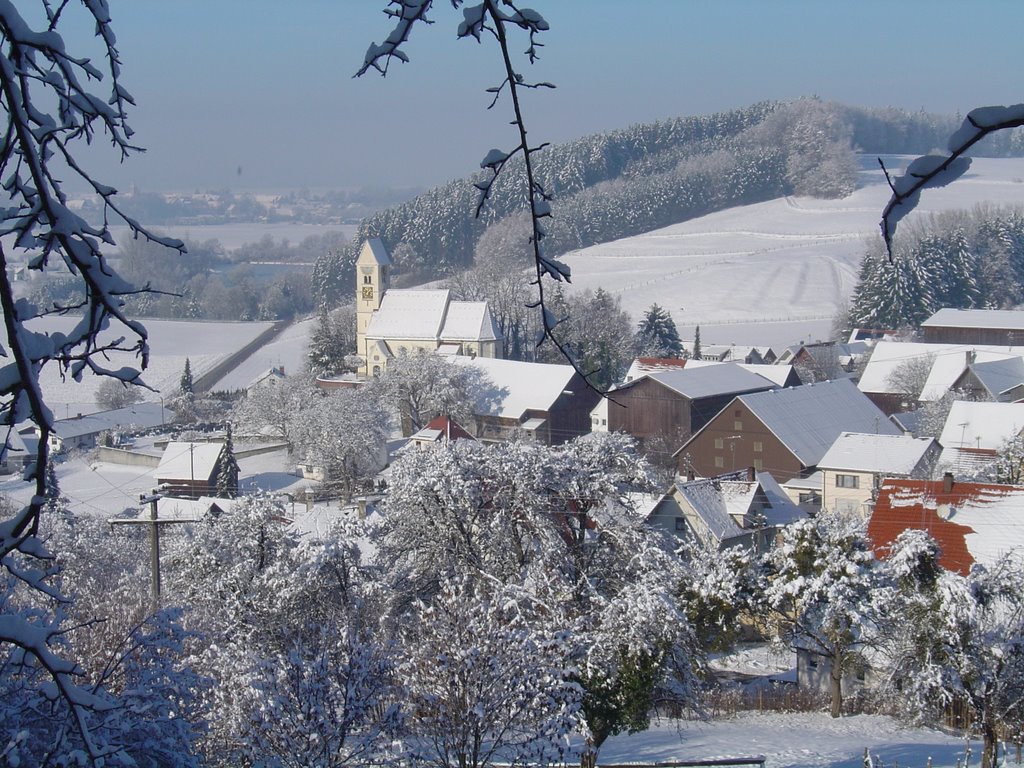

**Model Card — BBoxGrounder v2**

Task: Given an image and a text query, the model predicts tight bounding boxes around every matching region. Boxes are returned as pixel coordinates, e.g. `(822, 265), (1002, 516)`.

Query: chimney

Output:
(942, 471), (954, 493)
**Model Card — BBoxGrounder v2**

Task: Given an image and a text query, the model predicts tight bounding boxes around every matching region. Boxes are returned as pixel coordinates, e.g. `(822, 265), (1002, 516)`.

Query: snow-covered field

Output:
(600, 712), (970, 768)
(210, 316), (317, 391)
(29, 317), (275, 417)
(562, 155), (1024, 349)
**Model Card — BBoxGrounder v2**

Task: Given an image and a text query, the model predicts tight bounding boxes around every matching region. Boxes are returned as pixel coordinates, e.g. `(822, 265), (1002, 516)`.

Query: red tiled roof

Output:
(869, 478), (1024, 576)
(420, 415), (474, 442)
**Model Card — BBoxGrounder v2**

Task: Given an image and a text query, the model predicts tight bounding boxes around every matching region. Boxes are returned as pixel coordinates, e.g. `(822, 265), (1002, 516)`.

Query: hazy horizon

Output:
(53, 1), (1024, 195)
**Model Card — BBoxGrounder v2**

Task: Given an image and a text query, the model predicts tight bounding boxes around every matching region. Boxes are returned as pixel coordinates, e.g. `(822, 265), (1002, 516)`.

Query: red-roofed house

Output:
(407, 415), (475, 449)
(868, 474), (1024, 575)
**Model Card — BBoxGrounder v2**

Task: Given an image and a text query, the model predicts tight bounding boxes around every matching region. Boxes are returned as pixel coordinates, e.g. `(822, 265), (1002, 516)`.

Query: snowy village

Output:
(4, 3), (1024, 768)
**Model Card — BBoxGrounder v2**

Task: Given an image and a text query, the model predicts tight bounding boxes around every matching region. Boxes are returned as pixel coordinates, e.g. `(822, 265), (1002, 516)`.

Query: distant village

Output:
(10, 236), (1024, 763)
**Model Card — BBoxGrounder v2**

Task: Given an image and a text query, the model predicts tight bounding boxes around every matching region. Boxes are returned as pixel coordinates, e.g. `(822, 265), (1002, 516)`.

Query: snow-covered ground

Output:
(599, 712), (971, 768)
(562, 155), (1024, 349)
(210, 316), (316, 392)
(28, 317), (276, 417)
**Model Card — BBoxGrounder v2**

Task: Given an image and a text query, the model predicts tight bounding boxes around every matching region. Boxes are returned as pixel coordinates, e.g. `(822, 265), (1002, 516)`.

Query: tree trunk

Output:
(829, 656), (843, 718)
(981, 714), (998, 768)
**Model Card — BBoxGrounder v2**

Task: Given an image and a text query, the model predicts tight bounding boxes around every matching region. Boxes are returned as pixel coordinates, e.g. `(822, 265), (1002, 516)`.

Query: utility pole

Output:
(109, 489), (201, 611)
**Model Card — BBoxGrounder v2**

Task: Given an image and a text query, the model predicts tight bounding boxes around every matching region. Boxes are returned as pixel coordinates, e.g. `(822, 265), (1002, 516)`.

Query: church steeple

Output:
(355, 238), (391, 366)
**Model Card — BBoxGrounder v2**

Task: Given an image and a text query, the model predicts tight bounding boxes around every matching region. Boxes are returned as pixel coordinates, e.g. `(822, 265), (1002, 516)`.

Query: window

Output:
(363, 274), (372, 284)
(714, 456), (724, 468)
(714, 437), (724, 449)
(835, 474), (859, 489)
(674, 517), (687, 531)
(753, 440), (763, 453)
(753, 459), (763, 471)
(734, 420), (743, 431)
(808, 657), (819, 669)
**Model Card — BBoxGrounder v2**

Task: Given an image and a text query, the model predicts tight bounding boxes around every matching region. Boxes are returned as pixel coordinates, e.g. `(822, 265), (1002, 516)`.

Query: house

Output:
(950, 355), (1024, 402)
(781, 471), (824, 514)
(647, 468), (805, 552)
(450, 356), (600, 445)
(920, 308), (1024, 345)
(406, 415), (475, 449)
(155, 441), (235, 499)
(674, 378), (901, 484)
(245, 366), (286, 393)
(816, 432), (939, 516)
(622, 357), (799, 387)
(0, 428), (30, 475)
(600, 363), (777, 448)
(935, 400), (1024, 477)
(355, 239), (502, 376)
(774, 340), (867, 380)
(681, 343), (775, 364)
(869, 474), (1024, 575)
(857, 341), (1024, 414)
(47, 401), (172, 453)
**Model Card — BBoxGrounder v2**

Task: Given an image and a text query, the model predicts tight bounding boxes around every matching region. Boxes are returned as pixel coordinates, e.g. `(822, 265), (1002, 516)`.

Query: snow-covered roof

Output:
(782, 471), (824, 492)
(870, 478), (1024, 574)
(440, 301), (501, 342)
(673, 471), (804, 545)
(737, 363), (798, 387)
(624, 357), (688, 382)
(409, 415), (474, 444)
(921, 308), (1024, 330)
(968, 357), (1024, 400)
(856, 341), (1024, 400)
(359, 237), (392, 266)
(450, 356), (576, 419)
(646, 363), (776, 400)
(365, 289), (450, 341)
(733, 379), (901, 467)
(52, 401), (170, 440)
(155, 442), (224, 482)
(817, 432), (936, 475)
(938, 401), (1024, 452)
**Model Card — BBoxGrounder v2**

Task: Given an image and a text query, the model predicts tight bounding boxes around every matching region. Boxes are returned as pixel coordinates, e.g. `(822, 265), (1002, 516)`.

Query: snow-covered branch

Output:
(879, 103), (1024, 252)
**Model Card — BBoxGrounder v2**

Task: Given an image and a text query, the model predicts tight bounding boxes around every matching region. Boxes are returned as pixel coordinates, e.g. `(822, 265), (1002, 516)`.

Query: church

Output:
(355, 238), (503, 376)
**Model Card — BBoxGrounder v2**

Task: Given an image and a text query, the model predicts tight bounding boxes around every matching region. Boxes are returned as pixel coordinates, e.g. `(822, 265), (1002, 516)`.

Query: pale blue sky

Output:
(64, 1), (1024, 193)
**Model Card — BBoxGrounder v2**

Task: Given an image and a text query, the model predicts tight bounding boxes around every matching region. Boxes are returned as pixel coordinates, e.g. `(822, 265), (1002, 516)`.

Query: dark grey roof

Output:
(970, 357), (1024, 400)
(647, 362), (776, 400)
(736, 379), (901, 467)
(53, 401), (170, 440)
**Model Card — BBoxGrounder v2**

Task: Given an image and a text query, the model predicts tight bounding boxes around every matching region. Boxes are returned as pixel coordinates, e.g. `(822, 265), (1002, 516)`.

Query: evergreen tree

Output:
(635, 304), (682, 358)
(692, 325), (702, 360)
(180, 357), (194, 396)
(216, 425), (240, 499)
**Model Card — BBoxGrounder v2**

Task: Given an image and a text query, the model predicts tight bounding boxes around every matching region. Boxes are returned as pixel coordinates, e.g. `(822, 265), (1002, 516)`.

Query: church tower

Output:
(355, 238), (391, 366)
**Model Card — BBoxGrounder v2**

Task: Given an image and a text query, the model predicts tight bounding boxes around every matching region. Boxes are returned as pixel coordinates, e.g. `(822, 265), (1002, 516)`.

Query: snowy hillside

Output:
(562, 155), (1024, 349)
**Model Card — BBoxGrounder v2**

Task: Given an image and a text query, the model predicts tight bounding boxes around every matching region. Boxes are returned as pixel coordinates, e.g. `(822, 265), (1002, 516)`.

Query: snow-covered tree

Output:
(379, 435), (699, 764)
(874, 532), (1024, 768)
(762, 513), (878, 718)
(291, 387), (390, 500)
(635, 304), (683, 358)
(993, 432), (1024, 484)
(369, 349), (500, 435)
(230, 373), (320, 450)
(400, 578), (582, 768)
(95, 377), (145, 411)
(0, 3), (198, 761)
(216, 425), (240, 498)
(307, 303), (358, 376)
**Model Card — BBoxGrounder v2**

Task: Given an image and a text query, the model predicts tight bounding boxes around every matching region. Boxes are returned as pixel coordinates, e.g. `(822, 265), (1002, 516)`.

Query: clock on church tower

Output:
(362, 286), (374, 300)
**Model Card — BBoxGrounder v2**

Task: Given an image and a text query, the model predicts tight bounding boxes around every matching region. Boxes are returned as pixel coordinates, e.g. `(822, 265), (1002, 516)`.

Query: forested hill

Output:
(312, 99), (1018, 307)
